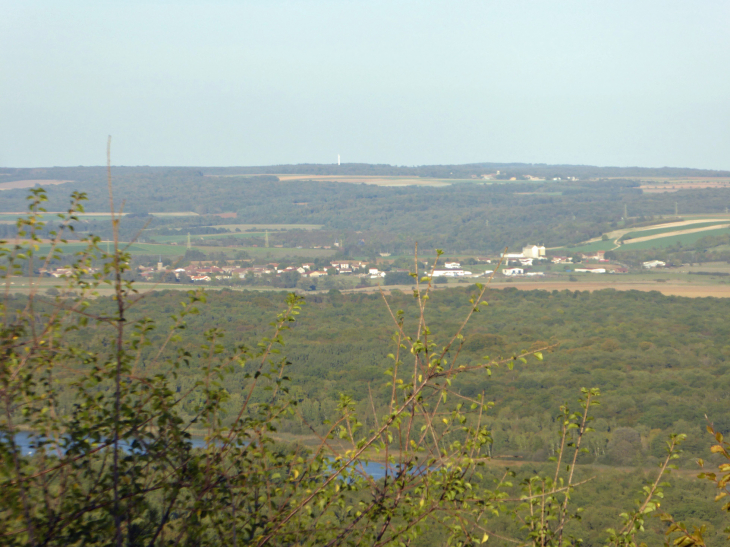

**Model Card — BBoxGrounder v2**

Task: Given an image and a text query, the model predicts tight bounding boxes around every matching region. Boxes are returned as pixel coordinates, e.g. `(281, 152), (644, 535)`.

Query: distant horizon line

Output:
(2, 161), (730, 173)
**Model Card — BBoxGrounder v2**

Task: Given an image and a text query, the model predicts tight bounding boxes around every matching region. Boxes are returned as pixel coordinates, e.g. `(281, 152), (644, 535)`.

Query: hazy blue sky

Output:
(2, 1), (728, 169)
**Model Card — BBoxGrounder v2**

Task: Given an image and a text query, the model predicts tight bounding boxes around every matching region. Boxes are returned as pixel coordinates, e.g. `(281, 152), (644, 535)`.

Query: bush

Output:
(384, 271), (413, 285)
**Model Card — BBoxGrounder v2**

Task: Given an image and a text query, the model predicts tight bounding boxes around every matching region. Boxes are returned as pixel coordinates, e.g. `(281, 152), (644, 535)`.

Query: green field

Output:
(618, 226), (730, 250)
(33, 240), (339, 259)
(151, 232), (264, 244)
(237, 246), (337, 259)
(555, 239), (617, 253)
(622, 221), (728, 240)
(557, 220), (730, 254)
(0, 214), (116, 224)
(36, 242), (194, 256)
(210, 223), (322, 231)
(676, 213), (730, 221)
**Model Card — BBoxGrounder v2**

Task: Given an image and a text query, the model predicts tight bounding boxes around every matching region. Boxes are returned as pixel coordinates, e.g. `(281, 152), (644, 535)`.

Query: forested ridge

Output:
(2, 162), (729, 180)
(3, 167), (730, 253)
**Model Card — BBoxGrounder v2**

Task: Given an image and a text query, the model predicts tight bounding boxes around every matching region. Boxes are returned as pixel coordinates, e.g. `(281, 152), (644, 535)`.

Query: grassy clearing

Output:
(558, 218), (730, 254)
(0, 214), (116, 223)
(239, 246), (337, 259)
(618, 227), (730, 250)
(622, 221), (728, 240)
(558, 240), (617, 253)
(678, 213), (730, 221)
(151, 232), (263, 244)
(33, 241), (339, 259)
(207, 223), (322, 231)
(36, 242), (196, 257)
(131, 243), (337, 259)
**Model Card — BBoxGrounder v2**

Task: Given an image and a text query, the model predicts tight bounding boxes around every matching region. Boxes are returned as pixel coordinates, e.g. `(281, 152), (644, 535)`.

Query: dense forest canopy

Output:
(14, 286), (727, 467)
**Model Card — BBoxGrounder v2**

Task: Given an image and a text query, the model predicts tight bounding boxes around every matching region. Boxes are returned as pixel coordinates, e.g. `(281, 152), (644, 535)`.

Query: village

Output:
(37, 243), (667, 286)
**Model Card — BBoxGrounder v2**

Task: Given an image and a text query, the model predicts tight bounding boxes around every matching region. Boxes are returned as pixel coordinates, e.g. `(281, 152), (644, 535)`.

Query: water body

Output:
(10, 431), (389, 479)
(10, 430), (209, 454)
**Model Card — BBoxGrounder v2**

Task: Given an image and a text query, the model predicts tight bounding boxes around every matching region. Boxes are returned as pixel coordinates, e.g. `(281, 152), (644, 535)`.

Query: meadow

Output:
(621, 220), (728, 240)
(619, 226), (730, 250)
(36, 241), (201, 256)
(150, 231), (264, 244)
(209, 223), (323, 230)
(559, 239), (617, 253)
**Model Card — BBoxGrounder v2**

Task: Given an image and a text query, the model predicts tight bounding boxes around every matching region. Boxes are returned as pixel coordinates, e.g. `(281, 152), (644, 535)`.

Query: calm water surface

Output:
(11, 431), (388, 479)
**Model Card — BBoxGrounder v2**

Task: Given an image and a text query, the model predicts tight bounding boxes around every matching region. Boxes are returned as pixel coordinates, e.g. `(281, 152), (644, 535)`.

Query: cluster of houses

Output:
(566, 251), (628, 274)
(133, 259), (436, 283)
(502, 245), (548, 267)
(134, 259), (377, 282)
(430, 261), (478, 278)
(39, 267), (83, 278)
(39, 242), (662, 284)
(498, 246), (634, 276)
(130, 257), (501, 284)
(499, 245), (548, 276)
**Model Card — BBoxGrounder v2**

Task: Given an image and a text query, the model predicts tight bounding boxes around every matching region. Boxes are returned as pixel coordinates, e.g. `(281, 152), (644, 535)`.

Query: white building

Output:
(643, 260), (666, 269)
(502, 268), (524, 276)
(432, 269), (472, 277)
(522, 245), (546, 259)
(444, 262), (461, 269)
